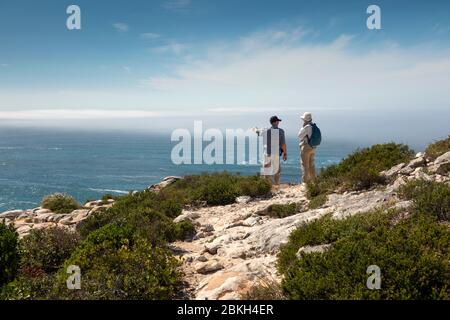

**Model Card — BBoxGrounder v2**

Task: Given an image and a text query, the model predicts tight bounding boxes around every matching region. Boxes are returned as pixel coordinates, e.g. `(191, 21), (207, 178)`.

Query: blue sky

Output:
(0, 0), (449, 143)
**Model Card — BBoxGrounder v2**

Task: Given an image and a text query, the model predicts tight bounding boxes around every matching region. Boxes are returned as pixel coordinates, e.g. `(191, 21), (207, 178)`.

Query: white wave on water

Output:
(88, 188), (129, 194)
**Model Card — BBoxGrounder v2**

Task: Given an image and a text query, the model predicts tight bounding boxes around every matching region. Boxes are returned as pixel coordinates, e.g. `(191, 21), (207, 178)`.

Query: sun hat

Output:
(301, 112), (312, 122)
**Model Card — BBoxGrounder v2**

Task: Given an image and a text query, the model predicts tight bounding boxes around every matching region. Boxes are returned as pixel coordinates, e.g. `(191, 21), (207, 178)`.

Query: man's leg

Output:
(274, 162), (281, 185)
(301, 145), (310, 183)
(309, 148), (316, 182)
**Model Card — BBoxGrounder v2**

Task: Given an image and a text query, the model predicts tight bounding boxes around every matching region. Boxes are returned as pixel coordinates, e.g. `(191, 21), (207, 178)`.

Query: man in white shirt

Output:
(298, 112), (316, 184)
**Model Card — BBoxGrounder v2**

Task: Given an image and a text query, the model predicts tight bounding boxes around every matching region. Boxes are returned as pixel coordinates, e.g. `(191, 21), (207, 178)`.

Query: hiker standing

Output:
(298, 112), (321, 184)
(254, 116), (287, 185)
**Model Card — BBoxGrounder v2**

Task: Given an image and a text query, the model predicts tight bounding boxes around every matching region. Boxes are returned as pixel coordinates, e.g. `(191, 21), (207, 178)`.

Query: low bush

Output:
(280, 215), (449, 299)
(0, 223), (20, 287)
(307, 143), (414, 197)
(0, 273), (54, 300)
(278, 210), (397, 274)
(51, 225), (181, 300)
(397, 179), (450, 221)
(279, 177), (450, 299)
(266, 203), (302, 218)
(425, 136), (450, 160)
(101, 194), (120, 202)
(243, 277), (286, 300)
(41, 193), (80, 213)
(161, 173), (271, 206)
(308, 194), (327, 210)
(20, 227), (80, 273)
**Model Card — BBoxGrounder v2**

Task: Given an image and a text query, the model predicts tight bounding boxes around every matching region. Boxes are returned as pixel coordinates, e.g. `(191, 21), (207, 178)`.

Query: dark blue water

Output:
(0, 128), (361, 211)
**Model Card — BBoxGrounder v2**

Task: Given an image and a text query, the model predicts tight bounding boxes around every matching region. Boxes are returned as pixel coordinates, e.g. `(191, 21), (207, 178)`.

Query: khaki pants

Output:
(301, 144), (316, 183)
(262, 154), (281, 185)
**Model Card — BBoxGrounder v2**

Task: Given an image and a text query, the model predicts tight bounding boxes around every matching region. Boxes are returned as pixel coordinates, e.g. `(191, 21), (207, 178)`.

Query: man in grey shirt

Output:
(255, 115), (287, 185)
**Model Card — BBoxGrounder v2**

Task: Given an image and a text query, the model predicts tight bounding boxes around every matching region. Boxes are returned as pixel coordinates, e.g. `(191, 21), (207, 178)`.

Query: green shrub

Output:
(41, 193), (80, 213)
(0, 223), (20, 286)
(397, 179), (450, 221)
(20, 227), (80, 274)
(172, 220), (196, 241)
(202, 178), (239, 205)
(280, 215), (449, 299)
(243, 277), (286, 300)
(101, 194), (119, 202)
(425, 136), (450, 160)
(308, 194), (327, 210)
(266, 203), (302, 218)
(51, 225), (181, 300)
(307, 143), (414, 197)
(278, 210), (397, 274)
(162, 172), (271, 206)
(279, 177), (450, 300)
(1, 273), (54, 300)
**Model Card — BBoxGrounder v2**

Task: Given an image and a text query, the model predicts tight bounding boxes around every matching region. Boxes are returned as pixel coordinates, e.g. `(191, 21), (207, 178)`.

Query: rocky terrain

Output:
(171, 150), (450, 299)
(0, 199), (115, 239)
(1, 150), (449, 300)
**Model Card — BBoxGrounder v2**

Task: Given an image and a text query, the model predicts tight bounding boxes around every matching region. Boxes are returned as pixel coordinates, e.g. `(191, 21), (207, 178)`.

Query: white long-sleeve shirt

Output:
(298, 124), (312, 146)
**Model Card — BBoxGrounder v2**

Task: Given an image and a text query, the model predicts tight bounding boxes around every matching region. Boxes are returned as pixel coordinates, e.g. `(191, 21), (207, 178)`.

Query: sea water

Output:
(0, 127), (361, 211)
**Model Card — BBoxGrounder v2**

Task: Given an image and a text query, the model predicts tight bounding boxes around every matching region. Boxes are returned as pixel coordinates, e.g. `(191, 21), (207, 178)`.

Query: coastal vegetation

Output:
(1, 138), (449, 300)
(425, 135), (450, 160)
(277, 179), (449, 299)
(0, 173), (271, 300)
(306, 143), (414, 199)
(41, 193), (81, 214)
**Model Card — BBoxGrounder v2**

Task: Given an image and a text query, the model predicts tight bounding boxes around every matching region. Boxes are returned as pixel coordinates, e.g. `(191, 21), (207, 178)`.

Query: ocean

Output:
(0, 127), (370, 211)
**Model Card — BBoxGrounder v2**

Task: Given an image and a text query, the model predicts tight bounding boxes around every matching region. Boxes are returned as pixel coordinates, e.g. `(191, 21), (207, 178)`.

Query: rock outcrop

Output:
(0, 200), (114, 238)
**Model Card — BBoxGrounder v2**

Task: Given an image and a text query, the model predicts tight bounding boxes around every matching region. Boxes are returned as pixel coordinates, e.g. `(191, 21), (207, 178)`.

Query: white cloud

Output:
(139, 27), (450, 112)
(0, 109), (161, 120)
(140, 32), (161, 40)
(162, 0), (191, 11)
(113, 22), (129, 33)
(152, 41), (188, 55)
(1, 25), (450, 125)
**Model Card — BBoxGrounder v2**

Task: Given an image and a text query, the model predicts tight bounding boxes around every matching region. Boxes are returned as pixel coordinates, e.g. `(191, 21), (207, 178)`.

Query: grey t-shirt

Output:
(259, 126), (286, 156)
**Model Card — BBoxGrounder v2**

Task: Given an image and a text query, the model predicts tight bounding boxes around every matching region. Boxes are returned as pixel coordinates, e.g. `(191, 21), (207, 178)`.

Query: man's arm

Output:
(280, 129), (287, 161)
(298, 127), (307, 141)
(298, 126), (312, 143)
(281, 143), (287, 161)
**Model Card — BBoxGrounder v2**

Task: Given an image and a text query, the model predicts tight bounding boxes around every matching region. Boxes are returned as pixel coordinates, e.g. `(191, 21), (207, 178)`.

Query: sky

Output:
(0, 0), (449, 145)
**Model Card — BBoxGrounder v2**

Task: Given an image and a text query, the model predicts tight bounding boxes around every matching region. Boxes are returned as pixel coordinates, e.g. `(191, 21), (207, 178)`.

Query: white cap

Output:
(301, 112), (312, 122)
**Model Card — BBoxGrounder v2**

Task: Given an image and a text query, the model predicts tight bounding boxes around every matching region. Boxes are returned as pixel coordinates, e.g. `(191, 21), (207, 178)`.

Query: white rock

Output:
(235, 196), (251, 204)
(381, 163), (405, 179)
(148, 176), (182, 192)
(428, 151), (450, 175)
(173, 211), (200, 223)
(59, 216), (75, 225)
(197, 255), (208, 262)
(16, 225), (32, 234)
(196, 261), (224, 274)
(296, 244), (331, 258)
(34, 208), (52, 215)
(408, 156), (426, 168)
(204, 242), (221, 255)
(415, 152), (425, 158)
(0, 210), (24, 219)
